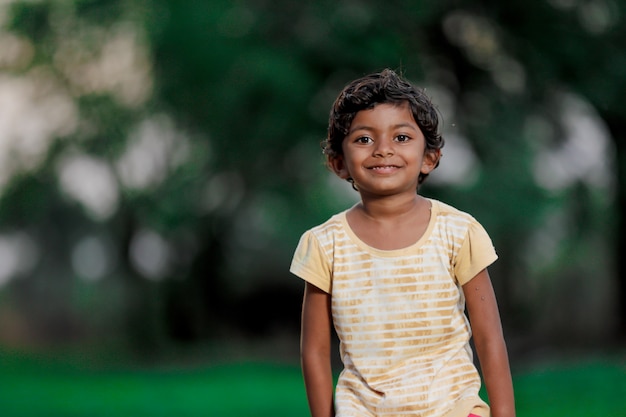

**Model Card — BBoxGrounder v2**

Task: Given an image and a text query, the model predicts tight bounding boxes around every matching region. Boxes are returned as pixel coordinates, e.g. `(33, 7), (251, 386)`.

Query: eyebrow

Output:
(348, 123), (419, 134)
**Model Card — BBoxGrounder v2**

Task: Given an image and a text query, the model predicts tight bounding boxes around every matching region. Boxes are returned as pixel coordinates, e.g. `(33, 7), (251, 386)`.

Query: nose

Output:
(373, 137), (394, 157)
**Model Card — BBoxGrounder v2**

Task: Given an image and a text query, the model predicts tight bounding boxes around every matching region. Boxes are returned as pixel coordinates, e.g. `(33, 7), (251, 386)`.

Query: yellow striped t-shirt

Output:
(290, 199), (498, 417)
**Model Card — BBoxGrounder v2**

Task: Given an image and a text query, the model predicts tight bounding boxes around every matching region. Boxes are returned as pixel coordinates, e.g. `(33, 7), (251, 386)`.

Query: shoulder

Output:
(430, 199), (477, 225)
(299, 210), (347, 245)
(306, 211), (345, 234)
(429, 199), (494, 248)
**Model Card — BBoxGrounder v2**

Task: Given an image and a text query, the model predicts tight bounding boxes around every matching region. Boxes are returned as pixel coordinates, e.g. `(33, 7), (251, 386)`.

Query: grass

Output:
(0, 351), (624, 416)
(0, 355), (309, 417)
(513, 359), (626, 417)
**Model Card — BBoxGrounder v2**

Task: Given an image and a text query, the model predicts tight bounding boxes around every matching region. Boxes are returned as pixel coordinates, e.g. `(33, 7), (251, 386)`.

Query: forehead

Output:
(350, 102), (416, 130)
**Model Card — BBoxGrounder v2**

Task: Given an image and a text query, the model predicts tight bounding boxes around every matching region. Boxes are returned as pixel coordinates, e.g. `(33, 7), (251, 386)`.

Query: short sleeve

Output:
(454, 219), (498, 285)
(290, 230), (332, 293)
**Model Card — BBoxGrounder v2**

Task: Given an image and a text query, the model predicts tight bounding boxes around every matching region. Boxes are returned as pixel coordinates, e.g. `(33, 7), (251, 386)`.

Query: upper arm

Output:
(463, 270), (516, 416)
(462, 268), (504, 344)
(301, 282), (333, 356)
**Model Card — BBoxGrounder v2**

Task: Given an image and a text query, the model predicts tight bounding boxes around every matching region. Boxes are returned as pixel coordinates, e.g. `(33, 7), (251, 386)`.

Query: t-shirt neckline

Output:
(339, 198), (439, 257)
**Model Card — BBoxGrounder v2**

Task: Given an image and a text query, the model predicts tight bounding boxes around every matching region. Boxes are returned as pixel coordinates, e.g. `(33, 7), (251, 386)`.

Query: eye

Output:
(354, 136), (373, 144)
(395, 134), (411, 142)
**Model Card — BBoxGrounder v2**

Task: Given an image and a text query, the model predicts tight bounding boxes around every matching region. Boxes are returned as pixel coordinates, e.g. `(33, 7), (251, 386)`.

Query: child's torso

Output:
(327, 200), (484, 416)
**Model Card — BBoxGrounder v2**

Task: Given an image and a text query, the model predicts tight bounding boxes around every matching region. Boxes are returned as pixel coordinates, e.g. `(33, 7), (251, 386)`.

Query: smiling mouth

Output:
(370, 165), (399, 170)
(369, 165), (401, 174)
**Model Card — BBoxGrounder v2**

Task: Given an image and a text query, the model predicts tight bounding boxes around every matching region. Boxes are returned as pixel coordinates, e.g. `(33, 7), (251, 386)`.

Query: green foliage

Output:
(8, 2), (52, 42)
(0, 0), (623, 353)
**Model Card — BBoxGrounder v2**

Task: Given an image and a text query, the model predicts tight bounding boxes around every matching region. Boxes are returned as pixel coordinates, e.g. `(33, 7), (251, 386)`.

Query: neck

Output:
(357, 193), (425, 221)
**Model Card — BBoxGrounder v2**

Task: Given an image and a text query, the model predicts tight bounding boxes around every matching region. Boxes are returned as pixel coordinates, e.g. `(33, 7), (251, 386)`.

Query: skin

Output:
(300, 102), (515, 417)
(464, 269), (516, 417)
(301, 282), (334, 417)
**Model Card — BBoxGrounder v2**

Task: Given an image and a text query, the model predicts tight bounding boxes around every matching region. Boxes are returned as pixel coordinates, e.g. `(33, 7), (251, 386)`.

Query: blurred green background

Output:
(0, 0), (625, 415)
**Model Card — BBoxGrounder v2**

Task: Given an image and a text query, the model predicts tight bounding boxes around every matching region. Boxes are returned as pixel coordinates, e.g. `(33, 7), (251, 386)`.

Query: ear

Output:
(329, 155), (351, 180)
(421, 149), (441, 175)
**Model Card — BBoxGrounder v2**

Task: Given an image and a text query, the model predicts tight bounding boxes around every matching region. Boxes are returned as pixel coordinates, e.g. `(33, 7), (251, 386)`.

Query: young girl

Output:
(290, 69), (515, 417)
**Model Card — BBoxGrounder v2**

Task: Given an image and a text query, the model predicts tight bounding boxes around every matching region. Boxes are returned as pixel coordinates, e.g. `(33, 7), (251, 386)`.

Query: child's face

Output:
(331, 102), (438, 197)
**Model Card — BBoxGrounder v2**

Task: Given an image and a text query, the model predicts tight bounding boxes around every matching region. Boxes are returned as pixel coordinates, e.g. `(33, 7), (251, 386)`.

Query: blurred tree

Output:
(0, 0), (622, 358)
(458, 0), (626, 341)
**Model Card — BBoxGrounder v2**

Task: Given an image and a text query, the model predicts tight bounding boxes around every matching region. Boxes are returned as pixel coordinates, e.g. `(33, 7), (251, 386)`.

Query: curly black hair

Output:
(323, 69), (444, 185)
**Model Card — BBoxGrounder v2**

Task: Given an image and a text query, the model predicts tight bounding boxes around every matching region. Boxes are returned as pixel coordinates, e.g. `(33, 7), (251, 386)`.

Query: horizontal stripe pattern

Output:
(291, 199), (497, 416)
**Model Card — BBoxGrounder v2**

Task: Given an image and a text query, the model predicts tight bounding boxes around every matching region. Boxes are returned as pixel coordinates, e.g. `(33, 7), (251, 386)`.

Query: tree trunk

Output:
(605, 116), (626, 342)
